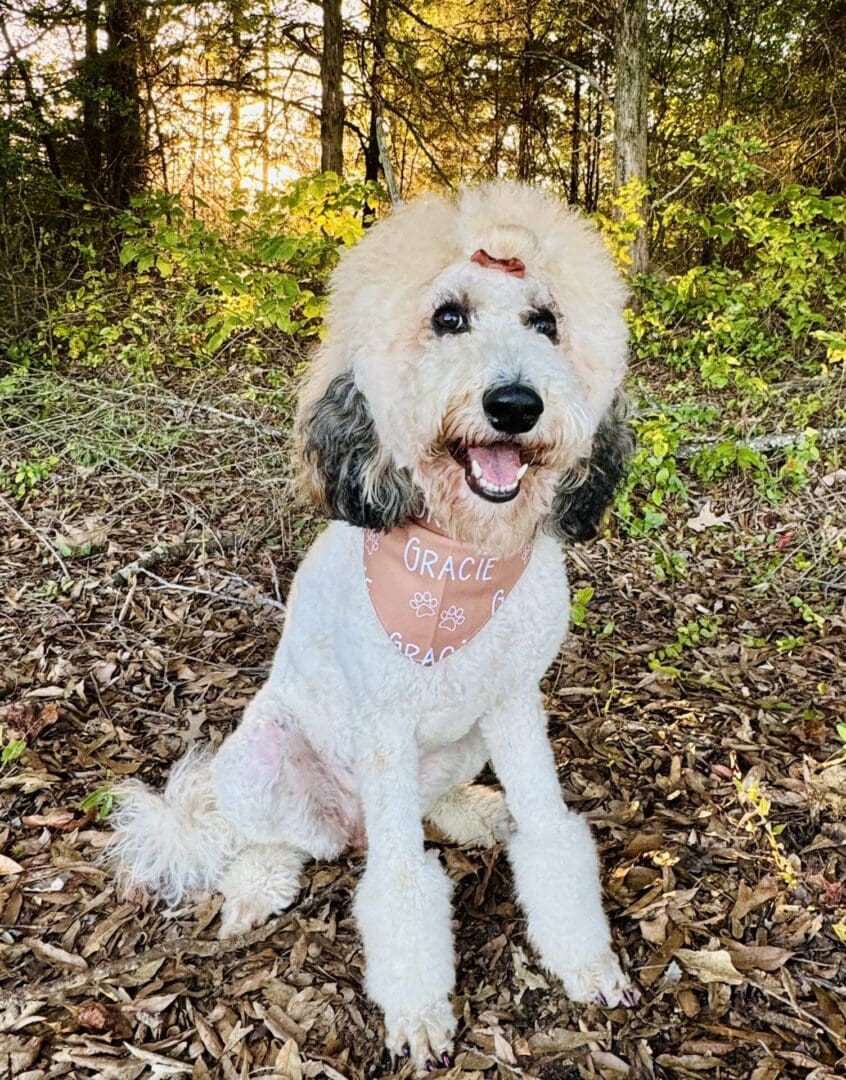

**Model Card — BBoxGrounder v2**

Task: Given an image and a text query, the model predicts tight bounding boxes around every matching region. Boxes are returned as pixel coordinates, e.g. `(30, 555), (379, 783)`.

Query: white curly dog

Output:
(109, 182), (636, 1069)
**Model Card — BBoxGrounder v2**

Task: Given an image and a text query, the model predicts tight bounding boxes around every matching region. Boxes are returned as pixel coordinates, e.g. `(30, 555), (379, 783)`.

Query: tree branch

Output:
(382, 100), (453, 188)
(677, 427), (846, 461)
(0, 15), (66, 191)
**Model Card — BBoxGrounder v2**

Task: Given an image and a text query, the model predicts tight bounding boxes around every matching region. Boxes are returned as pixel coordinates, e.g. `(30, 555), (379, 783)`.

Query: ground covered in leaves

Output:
(1, 368), (845, 1080)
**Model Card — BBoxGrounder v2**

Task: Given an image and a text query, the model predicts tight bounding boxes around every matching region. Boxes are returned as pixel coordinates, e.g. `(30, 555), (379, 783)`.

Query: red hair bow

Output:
(470, 249), (526, 278)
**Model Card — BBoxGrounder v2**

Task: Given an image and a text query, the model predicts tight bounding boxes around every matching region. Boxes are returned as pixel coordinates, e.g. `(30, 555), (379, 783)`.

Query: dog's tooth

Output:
(516, 463), (528, 480)
(471, 459), (483, 479)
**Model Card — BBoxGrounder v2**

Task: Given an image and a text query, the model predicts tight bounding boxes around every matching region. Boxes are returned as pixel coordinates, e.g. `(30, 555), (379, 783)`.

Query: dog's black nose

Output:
(483, 383), (544, 434)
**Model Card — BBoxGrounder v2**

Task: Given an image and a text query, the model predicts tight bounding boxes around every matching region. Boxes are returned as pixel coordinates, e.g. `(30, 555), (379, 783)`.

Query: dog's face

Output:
(298, 183), (633, 556)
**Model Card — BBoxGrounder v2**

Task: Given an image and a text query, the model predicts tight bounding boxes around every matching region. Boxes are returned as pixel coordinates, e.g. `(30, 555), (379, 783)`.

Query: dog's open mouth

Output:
(451, 442), (530, 503)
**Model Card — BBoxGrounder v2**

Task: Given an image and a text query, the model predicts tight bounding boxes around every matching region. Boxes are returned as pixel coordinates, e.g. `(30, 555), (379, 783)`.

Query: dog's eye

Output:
(432, 303), (469, 335)
(526, 308), (558, 340)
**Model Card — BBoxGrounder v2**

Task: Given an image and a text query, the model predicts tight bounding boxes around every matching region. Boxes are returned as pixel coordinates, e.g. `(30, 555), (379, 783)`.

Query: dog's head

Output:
(297, 182), (632, 555)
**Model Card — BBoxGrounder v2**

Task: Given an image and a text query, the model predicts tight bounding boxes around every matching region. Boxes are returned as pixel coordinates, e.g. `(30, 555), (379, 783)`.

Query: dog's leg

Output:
(481, 694), (636, 1007)
(354, 732), (456, 1070)
(218, 843), (306, 938)
(214, 690), (356, 861)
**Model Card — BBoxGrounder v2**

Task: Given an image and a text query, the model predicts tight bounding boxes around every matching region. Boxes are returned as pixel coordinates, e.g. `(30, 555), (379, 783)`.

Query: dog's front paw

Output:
(558, 948), (638, 1008)
(384, 998), (456, 1072)
(219, 896), (271, 938)
(218, 888), (296, 938)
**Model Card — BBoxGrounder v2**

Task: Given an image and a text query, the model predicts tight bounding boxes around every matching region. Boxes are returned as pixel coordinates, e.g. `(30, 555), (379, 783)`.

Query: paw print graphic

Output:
(364, 531), (381, 555)
(438, 606), (466, 632)
(410, 591), (437, 617)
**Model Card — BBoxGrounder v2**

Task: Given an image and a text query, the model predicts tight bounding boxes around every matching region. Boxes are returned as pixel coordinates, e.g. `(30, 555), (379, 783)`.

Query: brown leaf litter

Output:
(1, 371), (845, 1079)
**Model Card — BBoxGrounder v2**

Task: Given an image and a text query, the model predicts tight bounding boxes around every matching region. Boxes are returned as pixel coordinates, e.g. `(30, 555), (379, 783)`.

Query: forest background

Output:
(1, 2), (845, 1078)
(1, 0), (845, 530)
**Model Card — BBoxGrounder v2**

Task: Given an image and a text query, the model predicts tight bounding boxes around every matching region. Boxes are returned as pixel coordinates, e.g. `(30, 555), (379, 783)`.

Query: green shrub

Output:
(18, 173), (383, 373)
(629, 126), (846, 389)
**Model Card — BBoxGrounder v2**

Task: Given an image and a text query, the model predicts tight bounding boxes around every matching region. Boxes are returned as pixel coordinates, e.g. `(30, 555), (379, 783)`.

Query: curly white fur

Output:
(108, 746), (238, 905)
(106, 182), (636, 1070)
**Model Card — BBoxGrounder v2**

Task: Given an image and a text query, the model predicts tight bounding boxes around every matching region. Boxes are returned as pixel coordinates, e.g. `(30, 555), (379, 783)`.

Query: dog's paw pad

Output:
(385, 1000), (456, 1072)
(560, 949), (635, 1008)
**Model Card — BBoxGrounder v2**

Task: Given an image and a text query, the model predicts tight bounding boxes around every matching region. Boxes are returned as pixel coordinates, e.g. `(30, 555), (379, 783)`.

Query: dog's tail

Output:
(105, 745), (239, 905)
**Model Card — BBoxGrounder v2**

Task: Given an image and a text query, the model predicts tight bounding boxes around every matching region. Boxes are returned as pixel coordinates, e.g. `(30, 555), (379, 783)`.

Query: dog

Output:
(108, 181), (636, 1069)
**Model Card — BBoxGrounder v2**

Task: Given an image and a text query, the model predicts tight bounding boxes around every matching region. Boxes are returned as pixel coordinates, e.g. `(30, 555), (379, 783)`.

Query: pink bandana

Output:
(363, 512), (532, 666)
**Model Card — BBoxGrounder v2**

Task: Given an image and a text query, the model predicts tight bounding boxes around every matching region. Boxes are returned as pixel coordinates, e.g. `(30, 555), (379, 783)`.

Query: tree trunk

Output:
(613, 0), (648, 273)
(102, 0), (145, 209)
(569, 73), (581, 204)
(81, 0), (102, 201)
(321, 0), (345, 174)
(516, 1), (536, 181)
(364, 0), (388, 184)
(262, 27), (271, 191)
(227, 0), (244, 192)
(584, 80), (604, 213)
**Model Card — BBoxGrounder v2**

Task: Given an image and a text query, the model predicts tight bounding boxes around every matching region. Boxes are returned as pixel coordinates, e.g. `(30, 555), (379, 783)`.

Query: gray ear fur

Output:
(298, 371), (418, 530)
(548, 392), (634, 544)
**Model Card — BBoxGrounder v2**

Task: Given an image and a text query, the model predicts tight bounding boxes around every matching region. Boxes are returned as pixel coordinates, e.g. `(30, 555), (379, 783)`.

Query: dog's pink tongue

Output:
(467, 444), (522, 486)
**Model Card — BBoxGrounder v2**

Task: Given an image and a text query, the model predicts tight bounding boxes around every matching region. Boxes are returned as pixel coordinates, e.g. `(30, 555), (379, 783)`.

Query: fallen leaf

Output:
(90, 659), (118, 687)
(820, 468), (846, 487)
(816, 764), (846, 794)
(29, 940), (88, 970)
(0, 1034), (43, 1074)
(443, 847), (478, 881)
(678, 989), (701, 1018)
(730, 877), (779, 925)
(75, 1002), (131, 1036)
(658, 959), (683, 991)
(0, 854), (24, 875)
(590, 1050), (630, 1077)
(123, 1043), (191, 1072)
(494, 1031), (517, 1066)
(77, 1003), (111, 1031)
(641, 925), (685, 986)
(675, 949), (745, 986)
(656, 1054), (722, 1072)
(687, 500), (732, 532)
(624, 832), (665, 857)
(680, 1040), (738, 1056)
(511, 945), (549, 991)
(55, 516), (109, 554)
(640, 909), (669, 945)
(21, 809), (77, 829)
(725, 940), (793, 972)
(457, 1050), (496, 1068)
(0, 702), (36, 740)
(52, 1051), (145, 1080)
(528, 1029), (605, 1054)
(749, 1062), (782, 1080)
(275, 1037), (303, 1080)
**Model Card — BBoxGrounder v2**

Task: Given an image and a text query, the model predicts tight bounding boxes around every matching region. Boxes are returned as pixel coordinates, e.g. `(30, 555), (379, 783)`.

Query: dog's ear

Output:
(548, 392), (634, 544)
(297, 370), (418, 530)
